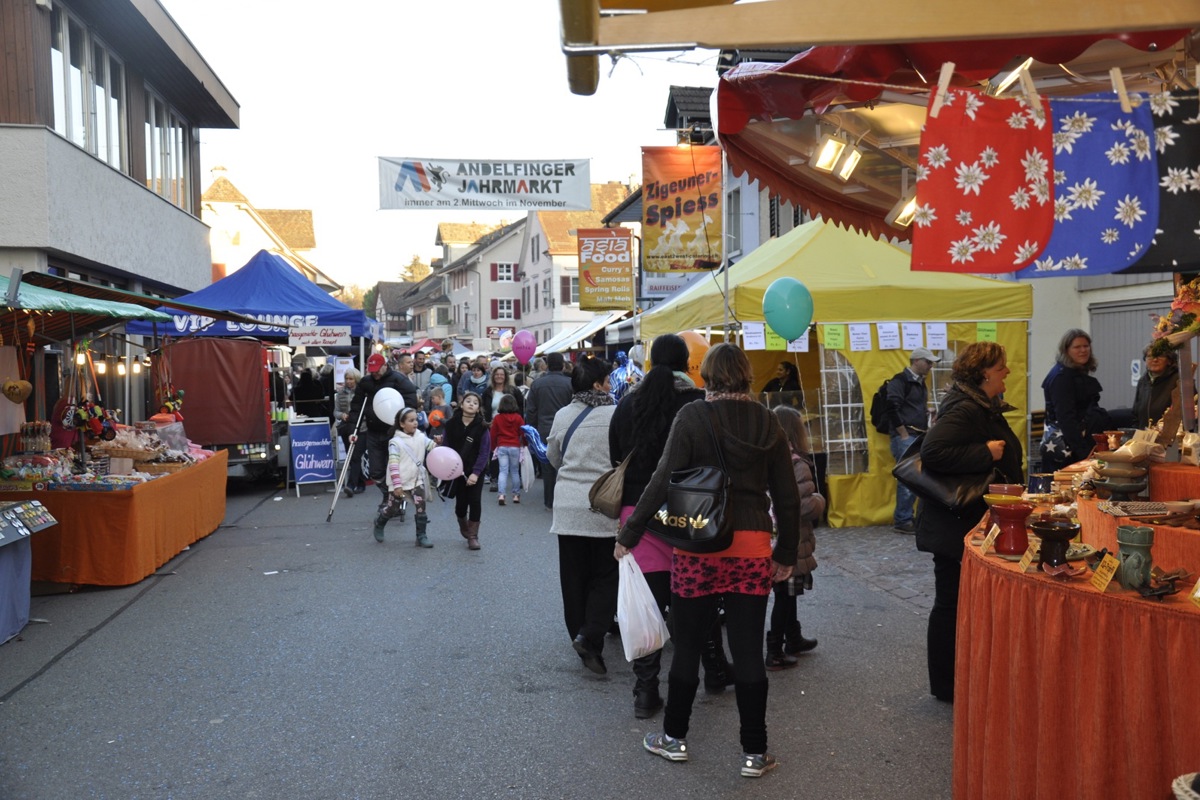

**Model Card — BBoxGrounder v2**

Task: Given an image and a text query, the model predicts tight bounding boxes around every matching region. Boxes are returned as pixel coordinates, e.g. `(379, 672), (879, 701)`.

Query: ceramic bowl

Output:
(988, 483), (1025, 496)
(1092, 450), (1148, 464)
(1095, 464), (1148, 480)
(1163, 501), (1195, 514)
(1093, 477), (1147, 498)
(984, 493), (1028, 506)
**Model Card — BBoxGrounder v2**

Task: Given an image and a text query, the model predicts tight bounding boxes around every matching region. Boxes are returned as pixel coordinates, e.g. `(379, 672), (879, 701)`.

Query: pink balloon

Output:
(427, 446), (464, 481)
(512, 330), (537, 365)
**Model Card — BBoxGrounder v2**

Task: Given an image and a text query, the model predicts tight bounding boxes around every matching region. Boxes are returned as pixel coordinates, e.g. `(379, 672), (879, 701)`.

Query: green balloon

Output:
(762, 277), (813, 341)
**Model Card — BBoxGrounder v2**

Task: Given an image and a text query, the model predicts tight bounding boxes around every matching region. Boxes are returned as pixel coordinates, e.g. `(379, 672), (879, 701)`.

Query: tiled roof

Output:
(435, 222), (504, 246)
(201, 176), (248, 203)
(538, 182), (632, 254)
(376, 281), (418, 309)
(441, 219), (525, 272)
(664, 85), (714, 129)
(257, 210), (316, 250)
(401, 275), (450, 308)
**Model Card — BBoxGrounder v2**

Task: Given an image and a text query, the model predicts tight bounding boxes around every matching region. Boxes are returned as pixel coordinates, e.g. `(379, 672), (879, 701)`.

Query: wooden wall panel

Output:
(0, 0), (53, 126)
(126, 63), (145, 185)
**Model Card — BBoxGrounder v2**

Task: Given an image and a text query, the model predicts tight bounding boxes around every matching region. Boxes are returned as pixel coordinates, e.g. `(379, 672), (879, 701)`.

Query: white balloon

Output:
(372, 387), (404, 424)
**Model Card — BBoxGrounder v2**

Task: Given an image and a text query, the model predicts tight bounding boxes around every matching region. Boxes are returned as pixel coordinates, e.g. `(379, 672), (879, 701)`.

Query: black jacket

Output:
(618, 400), (801, 567)
(349, 369), (419, 434)
(1132, 366), (1178, 428)
(914, 385), (1024, 559)
(1042, 363), (1107, 465)
(481, 386), (525, 423)
(525, 371), (573, 437)
(608, 380), (705, 507)
(886, 368), (930, 433)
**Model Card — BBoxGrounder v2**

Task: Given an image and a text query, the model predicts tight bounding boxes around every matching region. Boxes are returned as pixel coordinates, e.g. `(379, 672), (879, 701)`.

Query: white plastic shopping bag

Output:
(520, 446), (535, 493)
(617, 554), (670, 662)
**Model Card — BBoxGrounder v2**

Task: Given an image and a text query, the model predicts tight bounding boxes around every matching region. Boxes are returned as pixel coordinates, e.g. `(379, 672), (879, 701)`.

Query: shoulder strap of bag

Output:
(561, 405), (594, 455)
(704, 404), (728, 473)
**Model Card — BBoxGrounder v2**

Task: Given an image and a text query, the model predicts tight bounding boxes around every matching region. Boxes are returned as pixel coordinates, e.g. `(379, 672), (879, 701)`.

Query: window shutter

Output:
(490, 299), (498, 319)
(560, 276), (570, 304)
(513, 300), (521, 320)
(490, 263), (498, 281)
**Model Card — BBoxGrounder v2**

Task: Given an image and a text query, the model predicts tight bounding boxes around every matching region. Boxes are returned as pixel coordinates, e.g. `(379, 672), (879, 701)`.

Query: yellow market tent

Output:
(638, 219), (1033, 527)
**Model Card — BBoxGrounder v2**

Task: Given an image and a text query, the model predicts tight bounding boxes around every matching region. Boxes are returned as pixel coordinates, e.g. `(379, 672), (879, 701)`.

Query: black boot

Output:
(414, 512), (432, 548)
(372, 516), (386, 543)
(701, 631), (734, 694)
(765, 631), (798, 671)
(632, 649), (664, 719)
(783, 620), (818, 654)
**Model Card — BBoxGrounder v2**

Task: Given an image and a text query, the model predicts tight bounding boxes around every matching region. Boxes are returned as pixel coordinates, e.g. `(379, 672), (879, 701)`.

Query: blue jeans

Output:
(497, 446), (522, 496)
(890, 433), (918, 525)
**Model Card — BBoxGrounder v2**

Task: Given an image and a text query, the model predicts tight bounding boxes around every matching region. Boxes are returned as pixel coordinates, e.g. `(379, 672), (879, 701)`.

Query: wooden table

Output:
(18, 451), (227, 586)
(953, 537), (1200, 799)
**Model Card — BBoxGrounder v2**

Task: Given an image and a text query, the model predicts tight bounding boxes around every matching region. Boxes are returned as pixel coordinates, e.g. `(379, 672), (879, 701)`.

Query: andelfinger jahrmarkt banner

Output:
(641, 146), (722, 272)
(378, 157), (591, 211)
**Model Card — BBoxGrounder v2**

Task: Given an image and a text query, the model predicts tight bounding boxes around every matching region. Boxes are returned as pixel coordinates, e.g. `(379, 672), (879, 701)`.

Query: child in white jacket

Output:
(373, 407), (437, 547)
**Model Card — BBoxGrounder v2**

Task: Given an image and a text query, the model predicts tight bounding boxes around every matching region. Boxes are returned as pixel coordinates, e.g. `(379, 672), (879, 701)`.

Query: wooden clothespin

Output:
(1110, 67), (1132, 113)
(928, 62), (956, 119)
(1018, 69), (1043, 121)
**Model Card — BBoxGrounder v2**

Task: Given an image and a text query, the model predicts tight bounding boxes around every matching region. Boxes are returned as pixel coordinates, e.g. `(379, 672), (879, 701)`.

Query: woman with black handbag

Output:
(615, 344), (800, 779)
(916, 341), (1023, 704)
(608, 334), (707, 719)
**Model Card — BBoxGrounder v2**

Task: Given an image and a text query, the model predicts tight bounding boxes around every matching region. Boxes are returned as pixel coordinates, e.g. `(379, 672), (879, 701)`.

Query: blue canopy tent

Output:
(125, 250), (378, 340)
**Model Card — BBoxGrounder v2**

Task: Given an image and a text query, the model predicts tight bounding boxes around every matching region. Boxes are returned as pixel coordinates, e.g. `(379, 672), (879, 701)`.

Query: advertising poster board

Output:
(289, 420), (336, 495)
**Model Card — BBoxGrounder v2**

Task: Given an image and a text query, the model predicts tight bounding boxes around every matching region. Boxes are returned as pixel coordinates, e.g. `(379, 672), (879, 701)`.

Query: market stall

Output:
(12, 450), (227, 587)
(954, 528), (1200, 800)
(636, 220), (1032, 526)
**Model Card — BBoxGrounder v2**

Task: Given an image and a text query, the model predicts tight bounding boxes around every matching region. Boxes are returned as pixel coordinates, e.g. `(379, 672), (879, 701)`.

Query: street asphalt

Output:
(0, 476), (952, 800)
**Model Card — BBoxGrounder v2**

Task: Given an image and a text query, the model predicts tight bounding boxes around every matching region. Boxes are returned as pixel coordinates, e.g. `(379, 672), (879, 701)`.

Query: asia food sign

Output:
(577, 228), (634, 311)
(378, 157), (591, 211)
(641, 146), (723, 272)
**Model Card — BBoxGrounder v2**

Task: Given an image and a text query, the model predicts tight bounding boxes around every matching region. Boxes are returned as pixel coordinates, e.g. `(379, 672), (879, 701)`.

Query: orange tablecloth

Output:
(1077, 497), (1200, 573)
(21, 451), (227, 586)
(1148, 462), (1200, 502)
(953, 539), (1200, 800)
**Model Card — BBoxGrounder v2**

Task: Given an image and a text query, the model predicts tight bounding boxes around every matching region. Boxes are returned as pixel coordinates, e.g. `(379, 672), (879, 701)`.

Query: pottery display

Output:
(990, 502), (1033, 556)
(1116, 525), (1155, 591)
(1030, 518), (1081, 568)
(1093, 477), (1147, 502)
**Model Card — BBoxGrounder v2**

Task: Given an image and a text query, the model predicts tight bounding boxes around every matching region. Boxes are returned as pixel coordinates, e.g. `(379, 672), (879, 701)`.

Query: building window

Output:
(531, 235), (541, 263)
(494, 263), (515, 281)
(144, 87), (193, 212)
(727, 188), (742, 255)
(560, 276), (579, 305)
(49, 8), (127, 171)
(437, 307), (450, 325)
(496, 299), (514, 320)
(768, 196), (781, 238)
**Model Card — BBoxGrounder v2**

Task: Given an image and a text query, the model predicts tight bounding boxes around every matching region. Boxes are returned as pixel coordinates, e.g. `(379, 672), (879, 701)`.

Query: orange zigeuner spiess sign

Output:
(641, 145), (723, 272)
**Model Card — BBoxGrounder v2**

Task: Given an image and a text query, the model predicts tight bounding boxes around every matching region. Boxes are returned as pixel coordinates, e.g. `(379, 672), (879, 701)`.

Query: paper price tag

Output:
(979, 524), (1000, 554)
(1190, 579), (1200, 611)
(1017, 546), (1037, 573)
(1090, 553), (1121, 592)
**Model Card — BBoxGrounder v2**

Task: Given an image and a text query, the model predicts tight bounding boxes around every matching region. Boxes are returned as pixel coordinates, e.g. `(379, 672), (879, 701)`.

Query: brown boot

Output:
(466, 519), (481, 550)
(457, 516), (469, 540)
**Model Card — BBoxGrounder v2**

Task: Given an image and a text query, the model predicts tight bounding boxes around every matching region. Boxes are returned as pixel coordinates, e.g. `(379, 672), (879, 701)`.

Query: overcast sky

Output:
(158, 0), (720, 289)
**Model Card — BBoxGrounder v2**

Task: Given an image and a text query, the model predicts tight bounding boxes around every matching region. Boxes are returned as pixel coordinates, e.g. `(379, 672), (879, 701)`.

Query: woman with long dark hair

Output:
(617, 344), (800, 778)
(609, 334), (706, 717)
(441, 392), (490, 550)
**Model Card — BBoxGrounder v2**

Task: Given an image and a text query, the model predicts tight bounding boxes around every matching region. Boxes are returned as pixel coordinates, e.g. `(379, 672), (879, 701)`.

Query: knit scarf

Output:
(572, 389), (615, 407)
(705, 390), (755, 403)
(954, 379), (1017, 414)
(672, 370), (696, 388)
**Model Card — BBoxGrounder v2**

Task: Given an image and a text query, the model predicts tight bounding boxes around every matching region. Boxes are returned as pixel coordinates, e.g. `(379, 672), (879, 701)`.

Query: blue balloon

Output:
(762, 278), (814, 341)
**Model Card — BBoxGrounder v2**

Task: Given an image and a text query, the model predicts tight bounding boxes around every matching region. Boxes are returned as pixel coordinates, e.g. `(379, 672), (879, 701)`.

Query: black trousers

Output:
(541, 461), (559, 509)
(453, 477), (484, 522)
(928, 552), (961, 701)
(363, 429), (390, 496)
(341, 430), (365, 490)
(663, 590), (770, 753)
(557, 535), (619, 651)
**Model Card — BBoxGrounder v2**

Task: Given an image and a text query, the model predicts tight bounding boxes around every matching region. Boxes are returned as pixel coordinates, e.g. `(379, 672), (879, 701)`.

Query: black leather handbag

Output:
(645, 406), (734, 553)
(891, 433), (998, 517)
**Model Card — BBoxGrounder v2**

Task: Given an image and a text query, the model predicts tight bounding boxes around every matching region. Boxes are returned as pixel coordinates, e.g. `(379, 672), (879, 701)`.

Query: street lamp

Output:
(463, 301), (471, 335)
